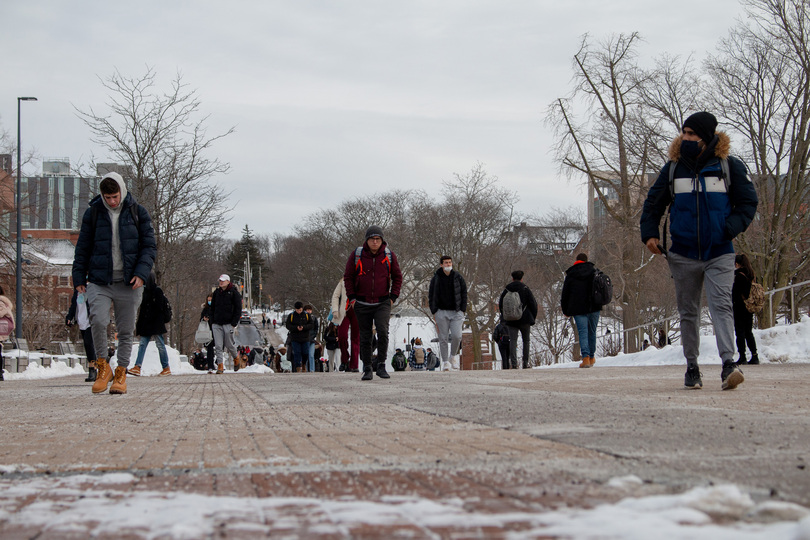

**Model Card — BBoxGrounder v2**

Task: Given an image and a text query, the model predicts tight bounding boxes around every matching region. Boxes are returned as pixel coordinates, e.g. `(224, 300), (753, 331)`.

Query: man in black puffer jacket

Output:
(210, 274), (242, 374)
(561, 253), (601, 369)
(498, 270), (538, 369)
(72, 172), (156, 395)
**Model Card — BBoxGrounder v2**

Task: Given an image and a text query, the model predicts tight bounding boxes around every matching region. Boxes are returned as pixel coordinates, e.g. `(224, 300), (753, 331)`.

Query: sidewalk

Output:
(1, 365), (808, 538)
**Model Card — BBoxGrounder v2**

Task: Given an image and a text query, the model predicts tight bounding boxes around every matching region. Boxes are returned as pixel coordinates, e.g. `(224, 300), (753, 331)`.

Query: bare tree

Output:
(74, 67), (235, 277)
(706, 0), (810, 327)
(547, 33), (656, 351)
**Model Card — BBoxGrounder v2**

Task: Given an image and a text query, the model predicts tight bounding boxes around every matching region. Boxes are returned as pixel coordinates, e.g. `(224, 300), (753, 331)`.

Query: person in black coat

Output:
(200, 293), (216, 373)
(561, 253), (602, 368)
(210, 274), (243, 374)
(492, 317), (511, 370)
(498, 270), (538, 369)
(285, 301), (314, 372)
(732, 253), (759, 365)
(127, 272), (172, 376)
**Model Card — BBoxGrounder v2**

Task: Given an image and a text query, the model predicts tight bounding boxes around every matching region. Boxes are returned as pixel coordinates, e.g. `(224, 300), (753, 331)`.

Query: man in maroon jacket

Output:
(344, 225), (403, 381)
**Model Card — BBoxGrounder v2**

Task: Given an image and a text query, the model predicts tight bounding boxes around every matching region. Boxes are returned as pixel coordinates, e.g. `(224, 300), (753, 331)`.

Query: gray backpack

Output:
(502, 290), (524, 321)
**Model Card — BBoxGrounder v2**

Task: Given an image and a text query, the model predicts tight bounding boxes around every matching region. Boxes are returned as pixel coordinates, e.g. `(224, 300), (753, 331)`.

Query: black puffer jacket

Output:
(428, 268), (468, 314)
(732, 268), (753, 317)
(498, 281), (538, 327)
(136, 279), (170, 336)
(210, 284), (242, 326)
(71, 174), (156, 287)
(561, 261), (601, 317)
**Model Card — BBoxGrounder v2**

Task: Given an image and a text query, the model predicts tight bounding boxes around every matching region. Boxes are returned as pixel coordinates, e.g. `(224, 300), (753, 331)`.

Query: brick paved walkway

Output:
(1, 365), (808, 538)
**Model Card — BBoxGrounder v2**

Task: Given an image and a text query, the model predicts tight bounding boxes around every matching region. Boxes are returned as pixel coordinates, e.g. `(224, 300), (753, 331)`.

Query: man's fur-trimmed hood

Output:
(668, 131), (731, 161)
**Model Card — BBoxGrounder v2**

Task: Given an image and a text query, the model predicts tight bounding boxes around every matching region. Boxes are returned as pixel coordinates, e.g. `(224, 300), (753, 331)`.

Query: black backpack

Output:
(161, 292), (173, 323)
(591, 269), (613, 307)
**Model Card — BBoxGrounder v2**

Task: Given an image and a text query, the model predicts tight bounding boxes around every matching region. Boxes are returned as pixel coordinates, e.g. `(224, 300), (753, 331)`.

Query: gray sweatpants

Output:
(667, 251), (735, 365)
(434, 309), (464, 362)
(212, 323), (238, 368)
(86, 282), (144, 367)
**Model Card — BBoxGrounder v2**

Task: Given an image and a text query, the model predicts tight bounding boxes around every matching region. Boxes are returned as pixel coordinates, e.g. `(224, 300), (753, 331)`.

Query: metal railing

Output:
(610, 279), (810, 354)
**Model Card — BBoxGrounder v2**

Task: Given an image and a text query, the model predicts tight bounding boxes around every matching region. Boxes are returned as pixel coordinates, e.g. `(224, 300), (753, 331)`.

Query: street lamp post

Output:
(16, 96), (37, 339)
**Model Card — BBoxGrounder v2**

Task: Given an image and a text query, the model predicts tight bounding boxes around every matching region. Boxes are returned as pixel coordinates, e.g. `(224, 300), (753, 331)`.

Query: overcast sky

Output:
(2, 1), (748, 239)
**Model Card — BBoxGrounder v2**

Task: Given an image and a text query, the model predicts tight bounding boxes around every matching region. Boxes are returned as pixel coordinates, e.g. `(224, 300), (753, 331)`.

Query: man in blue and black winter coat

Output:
(640, 112), (758, 391)
(72, 172), (157, 395)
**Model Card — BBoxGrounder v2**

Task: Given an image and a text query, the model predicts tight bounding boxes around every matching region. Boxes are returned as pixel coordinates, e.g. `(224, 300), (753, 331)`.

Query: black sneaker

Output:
(721, 363), (744, 390)
(361, 369), (373, 381)
(684, 366), (703, 389)
(376, 365), (390, 379)
(338, 363), (346, 372)
(748, 354), (760, 365)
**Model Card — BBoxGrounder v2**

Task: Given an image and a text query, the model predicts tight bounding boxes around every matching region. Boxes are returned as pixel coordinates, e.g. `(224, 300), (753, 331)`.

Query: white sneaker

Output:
(451, 355), (461, 370)
(441, 361), (450, 371)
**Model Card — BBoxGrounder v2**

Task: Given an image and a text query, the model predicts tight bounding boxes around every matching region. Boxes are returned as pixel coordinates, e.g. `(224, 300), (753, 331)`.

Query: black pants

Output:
(734, 309), (757, 359)
(206, 341), (215, 370)
(507, 325), (531, 369)
(498, 343), (511, 370)
(80, 328), (96, 362)
(354, 301), (392, 370)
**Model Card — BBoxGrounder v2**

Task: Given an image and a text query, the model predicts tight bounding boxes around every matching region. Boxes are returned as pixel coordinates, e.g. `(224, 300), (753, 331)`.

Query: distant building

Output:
(511, 222), (585, 259)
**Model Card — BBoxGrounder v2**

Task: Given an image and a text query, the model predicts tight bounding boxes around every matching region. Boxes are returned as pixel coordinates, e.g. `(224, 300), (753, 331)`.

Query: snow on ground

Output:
(0, 473), (807, 539)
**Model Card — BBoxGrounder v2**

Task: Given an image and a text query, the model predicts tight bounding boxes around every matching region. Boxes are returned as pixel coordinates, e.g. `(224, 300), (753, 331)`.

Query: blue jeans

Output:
(134, 334), (169, 369)
(291, 341), (307, 371)
(573, 312), (600, 358)
(308, 342), (316, 372)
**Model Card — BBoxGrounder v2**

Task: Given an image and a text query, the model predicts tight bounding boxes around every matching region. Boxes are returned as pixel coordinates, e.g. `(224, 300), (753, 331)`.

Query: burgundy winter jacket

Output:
(343, 240), (403, 304)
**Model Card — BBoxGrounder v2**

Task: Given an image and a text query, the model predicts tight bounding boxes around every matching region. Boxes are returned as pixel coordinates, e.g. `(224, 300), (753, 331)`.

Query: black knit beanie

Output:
(365, 225), (384, 241)
(682, 112), (718, 144)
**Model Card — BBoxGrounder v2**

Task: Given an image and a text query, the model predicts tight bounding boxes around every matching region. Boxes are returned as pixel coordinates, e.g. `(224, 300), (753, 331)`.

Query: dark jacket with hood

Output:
(498, 280), (538, 327)
(732, 268), (754, 318)
(210, 283), (242, 326)
(428, 267), (468, 314)
(561, 261), (601, 317)
(343, 239), (403, 304)
(640, 132), (758, 261)
(72, 172), (157, 287)
(285, 310), (314, 342)
(136, 276), (170, 337)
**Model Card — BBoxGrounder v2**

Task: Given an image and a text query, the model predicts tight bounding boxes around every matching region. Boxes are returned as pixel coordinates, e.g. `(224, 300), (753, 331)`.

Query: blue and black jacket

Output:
(640, 132), (758, 261)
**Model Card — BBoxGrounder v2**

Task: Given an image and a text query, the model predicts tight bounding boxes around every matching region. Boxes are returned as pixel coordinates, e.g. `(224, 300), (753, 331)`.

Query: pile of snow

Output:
(0, 473), (807, 538)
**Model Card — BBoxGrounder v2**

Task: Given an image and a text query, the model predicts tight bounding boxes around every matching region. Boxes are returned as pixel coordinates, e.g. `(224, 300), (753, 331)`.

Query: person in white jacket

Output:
(331, 279), (360, 372)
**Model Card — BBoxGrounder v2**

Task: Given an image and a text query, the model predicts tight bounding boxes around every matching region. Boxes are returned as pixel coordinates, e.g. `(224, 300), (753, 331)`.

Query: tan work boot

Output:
(127, 365), (141, 376)
(589, 356), (596, 367)
(158, 367), (171, 376)
(216, 363), (224, 374)
(579, 356), (590, 368)
(92, 359), (113, 393)
(109, 366), (127, 394)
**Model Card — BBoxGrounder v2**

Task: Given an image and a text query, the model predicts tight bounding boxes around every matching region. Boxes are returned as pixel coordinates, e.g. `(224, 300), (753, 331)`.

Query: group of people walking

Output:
(61, 110), (759, 393)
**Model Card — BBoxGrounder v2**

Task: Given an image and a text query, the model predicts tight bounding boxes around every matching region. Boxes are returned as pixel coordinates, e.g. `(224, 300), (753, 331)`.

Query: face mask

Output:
(680, 140), (701, 160)
(207, 300), (211, 305)
(77, 293), (86, 304)
(443, 265), (452, 274)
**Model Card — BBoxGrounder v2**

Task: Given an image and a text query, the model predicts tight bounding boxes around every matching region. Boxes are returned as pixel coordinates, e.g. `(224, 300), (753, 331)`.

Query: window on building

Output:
(59, 276), (70, 287)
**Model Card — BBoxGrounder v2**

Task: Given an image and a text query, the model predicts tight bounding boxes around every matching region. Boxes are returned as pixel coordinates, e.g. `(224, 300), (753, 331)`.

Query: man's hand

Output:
(130, 276), (144, 290)
(297, 326), (303, 331)
(645, 238), (662, 255)
(76, 285), (86, 293)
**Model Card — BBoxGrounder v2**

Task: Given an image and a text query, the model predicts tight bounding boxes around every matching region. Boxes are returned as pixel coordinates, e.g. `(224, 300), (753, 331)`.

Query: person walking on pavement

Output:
(331, 279), (360, 372)
(428, 255), (467, 371)
(498, 270), (538, 369)
(285, 301), (313, 372)
(640, 111), (758, 390)
(66, 289), (98, 382)
(210, 274), (242, 374)
(71, 172), (157, 394)
(127, 271), (172, 377)
(492, 317), (511, 370)
(304, 304), (319, 373)
(343, 225), (403, 381)
(733, 253), (759, 365)
(561, 253), (602, 368)
(323, 322), (339, 372)
(200, 294), (216, 373)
